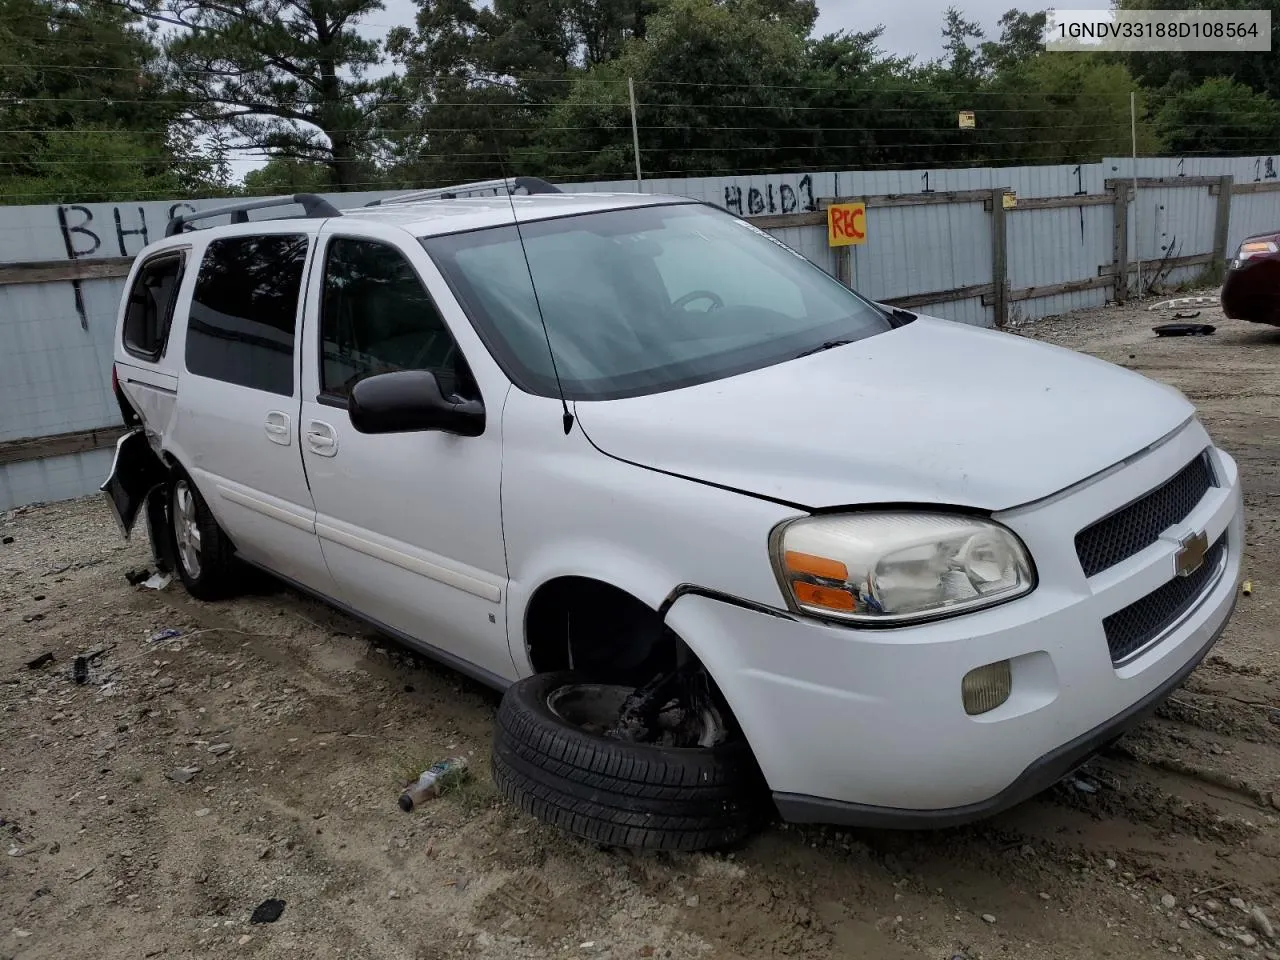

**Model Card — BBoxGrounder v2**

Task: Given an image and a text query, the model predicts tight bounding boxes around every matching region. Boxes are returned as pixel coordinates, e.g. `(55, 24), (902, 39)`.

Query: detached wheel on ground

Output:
(492, 670), (771, 851)
(168, 474), (240, 601)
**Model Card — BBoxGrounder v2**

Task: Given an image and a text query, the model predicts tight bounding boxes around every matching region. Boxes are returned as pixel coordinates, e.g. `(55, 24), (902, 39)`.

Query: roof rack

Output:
(364, 176), (562, 207)
(164, 193), (342, 237)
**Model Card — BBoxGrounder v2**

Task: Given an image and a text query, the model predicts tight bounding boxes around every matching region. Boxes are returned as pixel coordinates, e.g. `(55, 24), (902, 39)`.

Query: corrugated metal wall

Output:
(5, 154), (1279, 510)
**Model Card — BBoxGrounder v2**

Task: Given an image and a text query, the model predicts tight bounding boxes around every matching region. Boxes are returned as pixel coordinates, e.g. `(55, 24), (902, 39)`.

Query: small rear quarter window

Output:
(122, 252), (185, 361)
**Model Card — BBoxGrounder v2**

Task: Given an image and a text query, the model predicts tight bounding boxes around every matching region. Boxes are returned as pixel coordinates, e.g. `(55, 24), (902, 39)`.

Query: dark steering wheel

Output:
(671, 289), (725, 312)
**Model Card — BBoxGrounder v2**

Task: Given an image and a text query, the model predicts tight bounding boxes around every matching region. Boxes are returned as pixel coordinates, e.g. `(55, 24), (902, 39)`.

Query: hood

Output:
(573, 317), (1194, 512)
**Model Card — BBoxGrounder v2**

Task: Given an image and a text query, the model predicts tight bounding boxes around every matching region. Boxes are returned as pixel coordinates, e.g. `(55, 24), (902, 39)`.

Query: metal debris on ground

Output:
(2, 536), (13, 544)
(249, 898), (286, 924)
(1242, 580), (1253, 596)
(148, 629), (182, 643)
(72, 656), (89, 685)
(141, 573), (172, 590)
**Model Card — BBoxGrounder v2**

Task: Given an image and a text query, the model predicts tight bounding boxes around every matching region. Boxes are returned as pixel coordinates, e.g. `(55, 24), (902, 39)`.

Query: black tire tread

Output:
(492, 740), (754, 851)
(491, 671), (770, 851)
(493, 737), (755, 820)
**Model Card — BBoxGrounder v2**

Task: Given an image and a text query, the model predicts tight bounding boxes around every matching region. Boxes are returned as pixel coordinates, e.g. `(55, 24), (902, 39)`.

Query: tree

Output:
(982, 53), (1158, 164)
(1154, 77), (1280, 155)
(385, 0), (671, 189)
(243, 157), (334, 193)
(1115, 0), (1280, 101)
(938, 6), (985, 84)
(979, 9), (1046, 74)
(0, 0), (226, 204)
(529, 0), (809, 180)
(133, 0), (397, 190)
(797, 30), (958, 169)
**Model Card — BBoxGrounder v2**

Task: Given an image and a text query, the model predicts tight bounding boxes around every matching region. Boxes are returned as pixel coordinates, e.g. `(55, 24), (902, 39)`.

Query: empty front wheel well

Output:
(524, 577), (676, 684)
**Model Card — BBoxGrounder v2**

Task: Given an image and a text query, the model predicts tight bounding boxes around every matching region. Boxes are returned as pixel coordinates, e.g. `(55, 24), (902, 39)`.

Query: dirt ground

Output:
(3, 293), (1280, 960)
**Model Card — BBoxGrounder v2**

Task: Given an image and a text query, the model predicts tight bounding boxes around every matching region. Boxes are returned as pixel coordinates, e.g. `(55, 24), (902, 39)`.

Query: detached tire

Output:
(492, 671), (771, 851)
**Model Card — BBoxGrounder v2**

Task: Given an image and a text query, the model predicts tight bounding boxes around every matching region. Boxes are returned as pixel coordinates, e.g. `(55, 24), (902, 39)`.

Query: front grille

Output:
(1102, 534), (1226, 664)
(1075, 451), (1216, 578)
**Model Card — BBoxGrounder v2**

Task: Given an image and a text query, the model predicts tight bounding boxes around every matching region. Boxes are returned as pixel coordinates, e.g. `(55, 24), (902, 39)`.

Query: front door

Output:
(297, 225), (513, 683)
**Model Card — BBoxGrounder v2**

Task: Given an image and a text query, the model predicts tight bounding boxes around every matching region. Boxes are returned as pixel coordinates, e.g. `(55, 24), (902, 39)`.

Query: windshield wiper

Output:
(795, 338), (855, 359)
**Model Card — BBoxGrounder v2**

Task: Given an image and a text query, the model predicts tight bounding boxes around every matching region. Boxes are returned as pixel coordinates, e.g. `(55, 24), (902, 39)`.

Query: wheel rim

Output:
(173, 480), (203, 579)
(547, 684), (634, 737)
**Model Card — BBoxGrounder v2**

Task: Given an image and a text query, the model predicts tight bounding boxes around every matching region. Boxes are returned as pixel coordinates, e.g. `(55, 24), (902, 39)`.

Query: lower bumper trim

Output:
(773, 591), (1237, 830)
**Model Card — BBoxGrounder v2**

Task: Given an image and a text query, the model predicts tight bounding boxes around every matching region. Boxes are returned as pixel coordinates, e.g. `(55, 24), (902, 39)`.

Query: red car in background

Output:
(1221, 231), (1280, 326)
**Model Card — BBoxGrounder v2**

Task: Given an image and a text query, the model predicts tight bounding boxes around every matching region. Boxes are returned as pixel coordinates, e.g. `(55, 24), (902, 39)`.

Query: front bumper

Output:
(665, 421), (1243, 826)
(774, 587), (1236, 828)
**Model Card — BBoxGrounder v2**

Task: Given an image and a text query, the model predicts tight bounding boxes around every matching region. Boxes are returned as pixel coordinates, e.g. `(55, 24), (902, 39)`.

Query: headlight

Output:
(770, 512), (1035, 625)
(1237, 239), (1278, 261)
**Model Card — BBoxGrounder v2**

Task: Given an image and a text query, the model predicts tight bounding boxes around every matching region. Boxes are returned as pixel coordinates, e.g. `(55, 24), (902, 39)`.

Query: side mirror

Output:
(348, 370), (485, 437)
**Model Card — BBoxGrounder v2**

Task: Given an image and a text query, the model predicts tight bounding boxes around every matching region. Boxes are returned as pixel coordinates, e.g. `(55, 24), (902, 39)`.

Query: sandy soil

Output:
(3, 294), (1279, 960)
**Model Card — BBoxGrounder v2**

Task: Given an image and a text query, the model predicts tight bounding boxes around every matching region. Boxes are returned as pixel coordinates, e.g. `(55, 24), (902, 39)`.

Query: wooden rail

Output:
(0, 425), (126, 467)
(0, 256), (134, 286)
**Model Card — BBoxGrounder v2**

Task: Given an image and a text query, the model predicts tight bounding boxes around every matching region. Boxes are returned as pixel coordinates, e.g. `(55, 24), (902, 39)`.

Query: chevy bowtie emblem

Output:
(1175, 530), (1209, 578)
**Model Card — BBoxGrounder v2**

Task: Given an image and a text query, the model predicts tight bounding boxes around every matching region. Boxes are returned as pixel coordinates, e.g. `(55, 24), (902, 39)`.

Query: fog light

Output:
(962, 660), (1012, 715)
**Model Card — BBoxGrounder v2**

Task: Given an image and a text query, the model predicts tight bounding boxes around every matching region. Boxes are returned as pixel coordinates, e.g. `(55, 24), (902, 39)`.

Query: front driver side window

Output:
(320, 238), (471, 400)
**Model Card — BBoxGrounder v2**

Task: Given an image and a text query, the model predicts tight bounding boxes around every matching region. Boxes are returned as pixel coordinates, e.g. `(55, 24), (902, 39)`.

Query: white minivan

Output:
(105, 180), (1243, 850)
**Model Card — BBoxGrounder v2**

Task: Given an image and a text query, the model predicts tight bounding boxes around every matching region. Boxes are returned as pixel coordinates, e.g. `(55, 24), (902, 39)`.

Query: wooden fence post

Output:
(1110, 182), (1130, 302)
(1212, 174), (1234, 268)
(989, 188), (1009, 328)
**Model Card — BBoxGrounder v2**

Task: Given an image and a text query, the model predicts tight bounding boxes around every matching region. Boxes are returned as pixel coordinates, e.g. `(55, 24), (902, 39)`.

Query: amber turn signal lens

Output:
(783, 550), (850, 581)
(793, 581), (856, 611)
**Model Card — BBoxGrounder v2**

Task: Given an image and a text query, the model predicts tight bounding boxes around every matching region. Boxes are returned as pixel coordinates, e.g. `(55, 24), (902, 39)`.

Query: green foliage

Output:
(0, 127), (223, 205)
(242, 158), (334, 195)
(1153, 77), (1280, 154)
(0, 0), (226, 203)
(528, 0), (809, 179)
(1115, 0), (1280, 100)
(982, 55), (1159, 164)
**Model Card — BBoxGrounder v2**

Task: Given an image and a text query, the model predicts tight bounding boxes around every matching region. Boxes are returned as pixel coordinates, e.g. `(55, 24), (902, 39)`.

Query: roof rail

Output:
(365, 176), (562, 207)
(164, 193), (342, 237)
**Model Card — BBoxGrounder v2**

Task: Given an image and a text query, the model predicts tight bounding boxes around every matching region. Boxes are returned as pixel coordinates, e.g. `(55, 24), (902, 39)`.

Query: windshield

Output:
(420, 202), (892, 401)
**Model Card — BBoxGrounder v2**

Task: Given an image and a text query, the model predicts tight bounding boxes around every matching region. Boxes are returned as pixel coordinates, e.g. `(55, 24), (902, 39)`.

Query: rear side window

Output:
(122, 252), (185, 361)
(185, 234), (310, 396)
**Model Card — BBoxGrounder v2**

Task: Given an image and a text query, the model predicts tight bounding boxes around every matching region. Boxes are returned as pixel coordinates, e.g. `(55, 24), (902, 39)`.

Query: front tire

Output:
(168, 474), (239, 601)
(492, 671), (771, 851)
